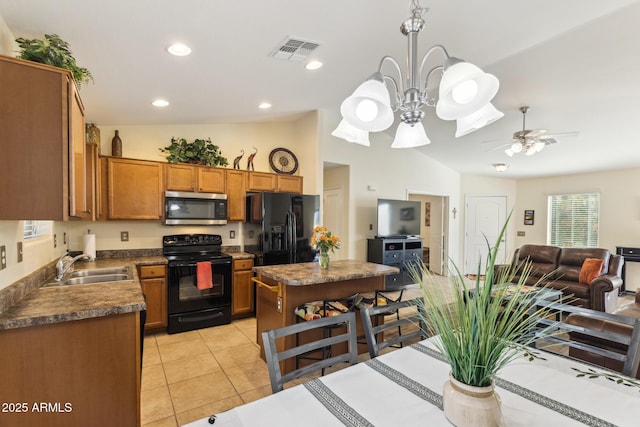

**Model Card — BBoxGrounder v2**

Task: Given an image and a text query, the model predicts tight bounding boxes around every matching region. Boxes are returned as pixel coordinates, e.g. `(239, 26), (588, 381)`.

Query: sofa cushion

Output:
(546, 279), (591, 300)
(579, 258), (605, 284)
(556, 248), (610, 283)
(516, 244), (561, 279)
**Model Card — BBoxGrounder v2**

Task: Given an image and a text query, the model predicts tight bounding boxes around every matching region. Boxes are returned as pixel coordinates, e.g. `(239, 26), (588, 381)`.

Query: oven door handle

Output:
(168, 260), (232, 268)
(252, 277), (282, 298)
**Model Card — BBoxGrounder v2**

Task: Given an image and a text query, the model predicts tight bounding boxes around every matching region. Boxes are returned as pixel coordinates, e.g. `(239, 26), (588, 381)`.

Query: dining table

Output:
(185, 337), (640, 426)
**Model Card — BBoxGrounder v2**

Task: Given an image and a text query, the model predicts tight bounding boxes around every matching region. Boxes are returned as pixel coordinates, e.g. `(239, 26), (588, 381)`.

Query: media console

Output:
(367, 237), (423, 290)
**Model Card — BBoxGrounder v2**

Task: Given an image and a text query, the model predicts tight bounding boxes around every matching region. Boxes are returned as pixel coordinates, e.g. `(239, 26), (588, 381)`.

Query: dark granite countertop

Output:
(227, 252), (256, 260)
(252, 259), (399, 286)
(0, 256), (167, 330)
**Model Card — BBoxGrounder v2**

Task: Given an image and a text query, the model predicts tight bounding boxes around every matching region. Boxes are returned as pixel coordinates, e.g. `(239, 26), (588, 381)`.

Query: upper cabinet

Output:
(226, 170), (247, 221)
(276, 175), (303, 194)
(0, 55), (89, 220)
(247, 172), (276, 192)
(165, 164), (225, 193)
(107, 158), (164, 219)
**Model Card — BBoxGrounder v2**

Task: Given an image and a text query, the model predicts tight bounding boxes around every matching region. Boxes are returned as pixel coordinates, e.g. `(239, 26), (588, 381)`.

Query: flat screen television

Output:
(376, 198), (421, 238)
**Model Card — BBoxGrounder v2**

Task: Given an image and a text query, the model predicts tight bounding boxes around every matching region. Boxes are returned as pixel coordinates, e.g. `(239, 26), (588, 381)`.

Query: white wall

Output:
(318, 109), (463, 266)
(514, 167), (640, 253)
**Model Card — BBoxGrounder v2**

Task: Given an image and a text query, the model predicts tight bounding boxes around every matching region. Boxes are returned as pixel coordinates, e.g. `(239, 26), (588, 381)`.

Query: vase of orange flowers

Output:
(311, 226), (340, 269)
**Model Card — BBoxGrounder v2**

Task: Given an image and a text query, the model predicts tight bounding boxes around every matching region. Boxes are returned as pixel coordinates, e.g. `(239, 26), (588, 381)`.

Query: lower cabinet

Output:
(0, 312), (141, 427)
(138, 264), (167, 330)
(232, 258), (254, 317)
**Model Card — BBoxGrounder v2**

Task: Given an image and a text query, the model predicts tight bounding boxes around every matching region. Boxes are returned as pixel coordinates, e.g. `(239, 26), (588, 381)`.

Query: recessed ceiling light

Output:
(305, 60), (323, 70)
(167, 43), (191, 56)
(258, 102), (272, 109)
(152, 99), (170, 107)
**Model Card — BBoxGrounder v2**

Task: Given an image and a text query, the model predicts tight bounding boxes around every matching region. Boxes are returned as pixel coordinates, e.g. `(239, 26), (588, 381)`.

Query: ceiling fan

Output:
(486, 106), (579, 157)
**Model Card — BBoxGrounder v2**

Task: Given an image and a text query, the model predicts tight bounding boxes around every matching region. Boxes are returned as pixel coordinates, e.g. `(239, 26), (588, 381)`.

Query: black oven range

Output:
(163, 234), (233, 334)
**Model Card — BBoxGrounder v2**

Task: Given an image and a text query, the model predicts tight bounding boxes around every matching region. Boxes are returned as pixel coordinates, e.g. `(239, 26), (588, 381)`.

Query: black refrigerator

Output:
(248, 192), (320, 265)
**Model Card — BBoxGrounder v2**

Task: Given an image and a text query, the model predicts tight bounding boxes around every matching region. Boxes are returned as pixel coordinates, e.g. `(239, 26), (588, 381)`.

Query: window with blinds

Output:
(23, 221), (52, 240)
(547, 193), (600, 248)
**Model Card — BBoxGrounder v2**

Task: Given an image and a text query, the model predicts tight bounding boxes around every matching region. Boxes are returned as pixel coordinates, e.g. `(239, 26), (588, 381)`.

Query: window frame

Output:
(547, 192), (600, 248)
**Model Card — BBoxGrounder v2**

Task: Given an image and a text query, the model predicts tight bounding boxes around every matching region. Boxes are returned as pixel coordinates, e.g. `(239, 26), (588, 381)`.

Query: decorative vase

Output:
(442, 373), (502, 427)
(86, 123), (100, 145)
(111, 130), (123, 157)
(319, 249), (330, 269)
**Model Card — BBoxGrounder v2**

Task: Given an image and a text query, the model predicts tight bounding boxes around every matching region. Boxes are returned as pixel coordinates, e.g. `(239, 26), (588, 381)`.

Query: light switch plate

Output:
(121, 231), (129, 242)
(0, 245), (6, 270)
(17, 242), (23, 263)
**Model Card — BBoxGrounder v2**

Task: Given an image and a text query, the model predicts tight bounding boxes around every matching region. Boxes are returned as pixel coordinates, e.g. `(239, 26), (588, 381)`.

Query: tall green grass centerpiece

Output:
(410, 216), (558, 426)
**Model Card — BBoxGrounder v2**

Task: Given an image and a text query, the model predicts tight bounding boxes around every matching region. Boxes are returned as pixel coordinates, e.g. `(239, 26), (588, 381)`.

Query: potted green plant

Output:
(160, 137), (229, 167)
(411, 215), (558, 426)
(15, 34), (93, 87)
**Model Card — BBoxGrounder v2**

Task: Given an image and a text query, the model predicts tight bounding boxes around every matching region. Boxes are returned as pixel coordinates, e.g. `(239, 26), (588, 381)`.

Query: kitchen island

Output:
(253, 259), (399, 373)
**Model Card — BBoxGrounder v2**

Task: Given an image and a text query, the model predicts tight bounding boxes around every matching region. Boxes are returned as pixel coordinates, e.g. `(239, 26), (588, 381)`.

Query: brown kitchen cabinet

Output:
(165, 163), (197, 191)
(276, 175), (303, 193)
(247, 171), (277, 191)
(232, 258), (255, 318)
(138, 264), (167, 330)
(198, 167), (226, 193)
(0, 312), (141, 427)
(165, 163), (226, 193)
(107, 157), (164, 219)
(0, 55), (89, 220)
(226, 169), (247, 221)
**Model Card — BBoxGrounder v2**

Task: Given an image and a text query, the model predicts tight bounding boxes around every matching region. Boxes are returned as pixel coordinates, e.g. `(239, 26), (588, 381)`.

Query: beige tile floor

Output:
(140, 278), (633, 427)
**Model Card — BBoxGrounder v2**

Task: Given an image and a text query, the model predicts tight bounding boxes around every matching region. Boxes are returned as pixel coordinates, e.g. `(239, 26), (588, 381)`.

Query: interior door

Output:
(464, 196), (507, 275)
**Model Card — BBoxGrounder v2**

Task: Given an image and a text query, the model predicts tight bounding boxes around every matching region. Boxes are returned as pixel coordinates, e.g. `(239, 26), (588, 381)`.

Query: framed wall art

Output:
(524, 210), (534, 225)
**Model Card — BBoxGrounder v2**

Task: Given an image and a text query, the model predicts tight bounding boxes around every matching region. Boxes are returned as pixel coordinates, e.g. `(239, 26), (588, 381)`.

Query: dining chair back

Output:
(262, 311), (358, 393)
(360, 298), (427, 358)
(531, 300), (640, 378)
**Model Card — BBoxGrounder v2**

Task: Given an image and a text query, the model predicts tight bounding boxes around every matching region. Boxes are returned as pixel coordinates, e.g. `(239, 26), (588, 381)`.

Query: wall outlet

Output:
(229, 230), (236, 239)
(0, 245), (6, 270)
(17, 242), (23, 263)
(121, 231), (129, 242)
(517, 231), (526, 237)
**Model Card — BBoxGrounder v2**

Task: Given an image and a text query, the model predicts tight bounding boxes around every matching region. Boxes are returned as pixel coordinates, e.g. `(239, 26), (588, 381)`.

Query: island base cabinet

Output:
(255, 274), (383, 374)
(0, 312), (141, 427)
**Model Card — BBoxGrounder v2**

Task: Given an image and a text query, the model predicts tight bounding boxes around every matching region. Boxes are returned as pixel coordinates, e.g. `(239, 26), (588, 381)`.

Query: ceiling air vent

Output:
(270, 36), (320, 61)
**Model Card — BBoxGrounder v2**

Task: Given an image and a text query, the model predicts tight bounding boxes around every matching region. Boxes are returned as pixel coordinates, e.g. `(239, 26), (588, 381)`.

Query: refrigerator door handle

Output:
(291, 210), (298, 263)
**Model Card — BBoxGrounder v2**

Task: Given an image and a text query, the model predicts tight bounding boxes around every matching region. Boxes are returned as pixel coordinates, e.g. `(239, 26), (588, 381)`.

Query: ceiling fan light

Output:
(436, 58), (499, 120)
(331, 120), (371, 146)
(455, 102), (504, 137)
(525, 146), (537, 156)
(505, 148), (514, 157)
(534, 141), (545, 152)
(340, 72), (394, 132)
(511, 142), (523, 153)
(391, 122), (430, 148)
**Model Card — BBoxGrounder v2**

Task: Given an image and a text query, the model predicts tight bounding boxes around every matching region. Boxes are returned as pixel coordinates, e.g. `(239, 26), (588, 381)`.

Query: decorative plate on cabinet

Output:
(269, 148), (298, 175)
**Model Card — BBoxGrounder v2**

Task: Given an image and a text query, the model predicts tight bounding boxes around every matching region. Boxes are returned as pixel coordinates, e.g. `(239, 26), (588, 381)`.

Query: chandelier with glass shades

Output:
(332, 1), (503, 148)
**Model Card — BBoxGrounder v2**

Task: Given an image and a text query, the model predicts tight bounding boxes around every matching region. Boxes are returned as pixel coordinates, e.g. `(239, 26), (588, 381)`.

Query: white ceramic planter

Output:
(442, 372), (502, 427)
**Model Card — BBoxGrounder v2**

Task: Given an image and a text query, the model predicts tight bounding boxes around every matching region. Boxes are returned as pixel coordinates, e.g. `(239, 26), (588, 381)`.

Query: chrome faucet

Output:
(55, 253), (91, 281)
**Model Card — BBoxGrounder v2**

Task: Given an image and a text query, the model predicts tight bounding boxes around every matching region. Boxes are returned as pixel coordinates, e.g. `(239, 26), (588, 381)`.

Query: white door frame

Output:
(407, 190), (449, 276)
(323, 186), (346, 261)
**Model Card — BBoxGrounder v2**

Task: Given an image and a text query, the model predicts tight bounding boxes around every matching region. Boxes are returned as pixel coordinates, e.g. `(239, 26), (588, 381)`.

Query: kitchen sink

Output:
(45, 266), (133, 286)
(62, 274), (131, 285)
(70, 266), (130, 277)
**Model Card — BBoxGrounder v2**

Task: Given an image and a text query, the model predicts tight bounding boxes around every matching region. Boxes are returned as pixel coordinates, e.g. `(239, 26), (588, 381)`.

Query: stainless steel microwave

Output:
(164, 191), (227, 225)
